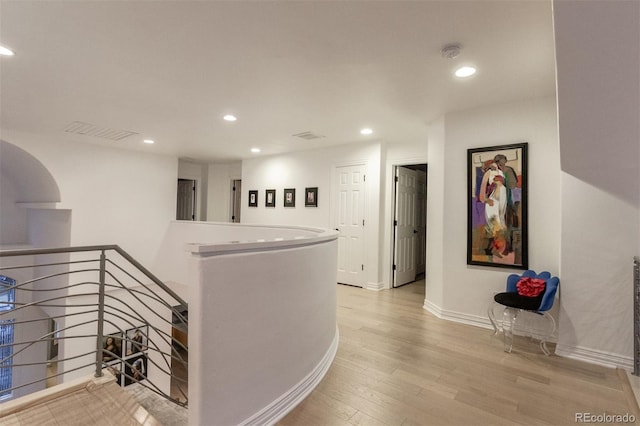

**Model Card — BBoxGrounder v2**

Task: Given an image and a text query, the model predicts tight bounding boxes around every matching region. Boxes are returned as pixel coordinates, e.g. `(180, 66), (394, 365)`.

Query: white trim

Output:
(16, 202), (60, 209)
(425, 299), (630, 369)
(366, 281), (385, 291)
(386, 159), (427, 290)
(555, 343), (633, 370)
(625, 371), (640, 409)
(423, 300), (493, 329)
(423, 298), (443, 318)
(241, 326), (339, 426)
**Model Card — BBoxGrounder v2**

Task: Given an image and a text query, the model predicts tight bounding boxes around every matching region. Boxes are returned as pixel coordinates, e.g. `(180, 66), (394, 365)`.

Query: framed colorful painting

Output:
(467, 142), (528, 269)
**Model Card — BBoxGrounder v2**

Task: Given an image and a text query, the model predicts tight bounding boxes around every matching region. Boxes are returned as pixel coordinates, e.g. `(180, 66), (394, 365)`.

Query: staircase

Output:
(0, 245), (188, 424)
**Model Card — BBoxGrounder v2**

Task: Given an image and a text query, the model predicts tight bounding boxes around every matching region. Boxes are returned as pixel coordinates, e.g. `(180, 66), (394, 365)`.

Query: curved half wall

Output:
(186, 224), (339, 425)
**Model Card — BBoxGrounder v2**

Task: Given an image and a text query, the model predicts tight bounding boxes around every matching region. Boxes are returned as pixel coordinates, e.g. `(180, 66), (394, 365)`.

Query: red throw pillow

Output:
(516, 277), (546, 297)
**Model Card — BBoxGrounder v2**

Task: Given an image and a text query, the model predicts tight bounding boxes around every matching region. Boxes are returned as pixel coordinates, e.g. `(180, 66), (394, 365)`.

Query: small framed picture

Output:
(305, 187), (318, 207)
(124, 354), (148, 386)
(248, 190), (258, 207)
(266, 189), (276, 207)
(126, 327), (148, 356)
(284, 188), (296, 208)
(102, 332), (123, 362)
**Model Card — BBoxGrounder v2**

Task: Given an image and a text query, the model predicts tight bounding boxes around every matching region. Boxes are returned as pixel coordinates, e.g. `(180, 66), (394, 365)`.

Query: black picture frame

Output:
(125, 326), (148, 357)
(124, 354), (148, 386)
(248, 190), (258, 207)
(265, 189), (276, 207)
(305, 187), (318, 207)
(284, 188), (296, 207)
(102, 332), (123, 363)
(467, 142), (528, 269)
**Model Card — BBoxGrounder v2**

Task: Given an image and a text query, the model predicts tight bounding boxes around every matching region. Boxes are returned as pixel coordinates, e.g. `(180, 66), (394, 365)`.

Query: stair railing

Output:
(634, 256), (639, 376)
(0, 245), (188, 406)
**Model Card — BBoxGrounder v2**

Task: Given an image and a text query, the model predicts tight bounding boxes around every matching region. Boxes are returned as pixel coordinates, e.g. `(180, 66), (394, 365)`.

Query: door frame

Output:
(177, 178), (197, 221)
(386, 159), (428, 289)
(176, 175), (202, 221)
(229, 179), (242, 223)
(392, 166), (419, 287)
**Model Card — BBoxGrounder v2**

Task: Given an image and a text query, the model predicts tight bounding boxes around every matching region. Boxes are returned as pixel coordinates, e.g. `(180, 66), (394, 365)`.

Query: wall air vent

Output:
(63, 121), (138, 141)
(292, 131), (325, 140)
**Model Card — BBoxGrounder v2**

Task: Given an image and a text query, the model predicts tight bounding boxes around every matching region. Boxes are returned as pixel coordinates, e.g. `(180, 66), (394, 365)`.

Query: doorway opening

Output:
(176, 179), (196, 221)
(230, 179), (242, 223)
(392, 164), (427, 288)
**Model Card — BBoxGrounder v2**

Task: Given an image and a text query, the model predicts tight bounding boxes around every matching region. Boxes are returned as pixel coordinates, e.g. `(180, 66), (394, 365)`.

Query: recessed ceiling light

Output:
(0, 46), (15, 56)
(360, 128), (373, 135)
(223, 114), (237, 122)
(143, 139), (155, 144)
(455, 66), (476, 78)
(251, 148), (261, 153)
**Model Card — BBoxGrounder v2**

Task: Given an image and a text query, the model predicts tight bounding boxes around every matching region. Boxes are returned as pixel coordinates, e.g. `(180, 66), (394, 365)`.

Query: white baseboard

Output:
(625, 370), (640, 409)
(423, 299), (493, 330)
(241, 326), (339, 426)
(424, 299), (631, 369)
(555, 343), (633, 370)
(366, 281), (386, 291)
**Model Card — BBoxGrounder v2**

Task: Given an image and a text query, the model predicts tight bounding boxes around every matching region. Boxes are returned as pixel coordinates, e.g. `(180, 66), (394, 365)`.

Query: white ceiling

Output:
(0, 1), (556, 162)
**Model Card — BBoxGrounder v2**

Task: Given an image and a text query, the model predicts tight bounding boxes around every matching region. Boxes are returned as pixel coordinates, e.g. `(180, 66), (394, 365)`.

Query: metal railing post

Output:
(634, 256), (640, 376)
(95, 250), (107, 377)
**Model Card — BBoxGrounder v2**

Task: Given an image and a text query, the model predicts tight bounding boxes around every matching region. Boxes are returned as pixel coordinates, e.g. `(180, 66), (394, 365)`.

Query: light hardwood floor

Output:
(280, 281), (638, 426)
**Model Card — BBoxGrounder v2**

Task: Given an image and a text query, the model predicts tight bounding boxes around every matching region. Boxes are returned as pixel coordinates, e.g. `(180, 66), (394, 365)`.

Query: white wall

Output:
(558, 174), (637, 366)
(425, 116), (446, 308)
(241, 142), (384, 288)
(0, 174), (28, 245)
(2, 130), (178, 268)
(0, 140), (62, 246)
(425, 97), (561, 327)
(206, 161), (242, 222)
(188, 233), (338, 425)
(553, 0), (640, 368)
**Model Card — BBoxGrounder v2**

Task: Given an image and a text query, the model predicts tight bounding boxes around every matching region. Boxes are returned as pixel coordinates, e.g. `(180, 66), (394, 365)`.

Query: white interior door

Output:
(394, 167), (418, 287)
(177, 179), (196, 221)
(335, 164), (366, 287)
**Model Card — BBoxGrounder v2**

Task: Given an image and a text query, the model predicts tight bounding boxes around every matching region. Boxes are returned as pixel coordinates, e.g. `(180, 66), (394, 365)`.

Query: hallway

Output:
(281, 281), (638, 425)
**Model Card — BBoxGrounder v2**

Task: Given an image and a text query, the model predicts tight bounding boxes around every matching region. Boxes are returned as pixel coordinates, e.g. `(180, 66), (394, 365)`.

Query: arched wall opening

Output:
(0, 140), (72, 395)
(0, 139), (69, 248)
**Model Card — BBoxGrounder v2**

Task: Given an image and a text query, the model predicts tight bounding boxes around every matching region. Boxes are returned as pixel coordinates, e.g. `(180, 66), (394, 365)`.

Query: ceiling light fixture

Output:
(223, 114), (237, 122)
(0, 45), (15, 56)
(143, 139), (155, 144)
(455, 66), (476, 78)
(251, 148), (261, 153)
(360, 128), (373, 135)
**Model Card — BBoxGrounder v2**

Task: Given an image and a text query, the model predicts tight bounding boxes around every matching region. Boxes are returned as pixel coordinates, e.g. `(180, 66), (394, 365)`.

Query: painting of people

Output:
(467, 143), (528, 269)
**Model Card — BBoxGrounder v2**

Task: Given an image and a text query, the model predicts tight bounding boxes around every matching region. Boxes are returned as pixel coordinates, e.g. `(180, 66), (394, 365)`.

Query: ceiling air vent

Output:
(293, 131), (325, 140)
(64, 121), (138, 141)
